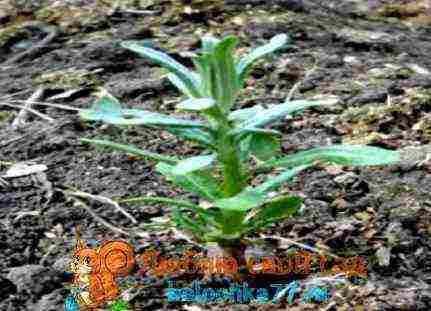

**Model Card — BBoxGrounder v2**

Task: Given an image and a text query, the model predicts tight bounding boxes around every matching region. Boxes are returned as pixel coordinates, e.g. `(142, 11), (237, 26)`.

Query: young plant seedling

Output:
(80, 34), (400, 271)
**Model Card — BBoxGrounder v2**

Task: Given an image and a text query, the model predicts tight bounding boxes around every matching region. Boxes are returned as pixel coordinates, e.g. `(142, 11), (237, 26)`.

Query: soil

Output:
(1, 0), (431, 310)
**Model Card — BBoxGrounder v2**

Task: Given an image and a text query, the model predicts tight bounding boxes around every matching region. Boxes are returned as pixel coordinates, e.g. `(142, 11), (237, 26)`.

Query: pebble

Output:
(375, 247), (391, 267)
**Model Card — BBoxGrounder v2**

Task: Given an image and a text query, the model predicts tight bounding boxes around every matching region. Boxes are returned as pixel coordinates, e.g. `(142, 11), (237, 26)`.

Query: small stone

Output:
(53, 256), (71, 272)
(376, 247), (391, 267)
(44, 232), (57, 239)
(232, 16), (244, 25)
(325, 165), (344, 175)
(368, 67), (391, 78)
(344, 55), (361, 65)
(407, 63), (431, 75)
(334, 172), (358, 185)
(323, 55), (343, 68)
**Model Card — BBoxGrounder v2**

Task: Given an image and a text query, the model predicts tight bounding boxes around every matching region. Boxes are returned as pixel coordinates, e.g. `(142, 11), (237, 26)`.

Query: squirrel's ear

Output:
(73, 226), (86, 256)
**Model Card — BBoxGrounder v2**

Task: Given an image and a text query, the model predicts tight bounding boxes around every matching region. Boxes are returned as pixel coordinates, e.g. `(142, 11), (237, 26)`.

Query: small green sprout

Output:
(80, 34), (399, 264)
(109, 298), (128, 311)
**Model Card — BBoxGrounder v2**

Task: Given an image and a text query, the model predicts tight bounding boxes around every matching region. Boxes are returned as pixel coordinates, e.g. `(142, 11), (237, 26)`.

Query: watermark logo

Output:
(164, 280), (333, 305)
(64, 228), (134, 310)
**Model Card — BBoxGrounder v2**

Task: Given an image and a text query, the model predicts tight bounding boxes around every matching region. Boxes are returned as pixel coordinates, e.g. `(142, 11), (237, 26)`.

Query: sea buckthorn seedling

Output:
(80, 34), (399, 266)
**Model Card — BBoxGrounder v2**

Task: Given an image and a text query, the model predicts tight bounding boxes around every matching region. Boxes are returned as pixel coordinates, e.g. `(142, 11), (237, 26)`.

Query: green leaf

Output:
(121, 41), (201, 98)
(79, 95), (122, 122)
(192, 53), (213, 98)
(176, 98), (216, 111)
(249, 132), (281, 161)
(166, 73), (198, 98)
(247, 196), (302, 230)
(212, 36), (240, 111)
(201, 36), (220, 53)
(232, 99), (332, 135)
(228, 105), (265, 123)
(255, 165), (310, 193)
(259, 145), (400, 170)
(118, 196), (199, 209)
(172, 154), (216, 175)
(80, 96), (209, 130)
(239, 134), (252, 162)
(236, 34), (289, 87)
(80, 138), (178, 164)
(155, 162), (222, 201)
(171, 208), (205, 235)
(165, 127), (215, 148)
(121, 196), (221, 229)
(214, 188), (266, 212)
(235, 128), (282, 142)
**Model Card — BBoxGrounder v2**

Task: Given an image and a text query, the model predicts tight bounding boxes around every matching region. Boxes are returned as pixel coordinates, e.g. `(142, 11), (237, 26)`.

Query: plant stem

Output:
(216, 121), (245, 197)
(212, 114), (247, 236)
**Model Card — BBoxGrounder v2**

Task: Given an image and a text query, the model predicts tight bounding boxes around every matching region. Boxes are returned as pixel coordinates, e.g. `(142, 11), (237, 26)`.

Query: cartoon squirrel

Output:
(69, 227), (135, 309)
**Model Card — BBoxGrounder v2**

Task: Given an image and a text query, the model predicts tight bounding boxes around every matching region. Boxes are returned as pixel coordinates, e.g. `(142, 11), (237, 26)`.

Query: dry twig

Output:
(67, 195), (149, 239)
(66, 190), (138, 224)
(6, 100), (82, 111)
(259, 234), (340, 259)
(11, 88), (47, 129)
(1, 101), (55, 124)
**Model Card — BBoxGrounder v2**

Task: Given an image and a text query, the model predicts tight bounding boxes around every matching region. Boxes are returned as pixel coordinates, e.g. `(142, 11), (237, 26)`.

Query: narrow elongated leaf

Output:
(80, 96), (209, 129)
(255, 165), (311, 193)
(214, 188), (266, 212)
(228, 105), (265, 123)
(156, 162), (222, 201)
(119, 196), (198, 209)
(192, 53), (214, 98)
(80, 138), (178, 164)
(232, 100), (332, 135)
(201, 36), (220, 53)
(172, 154), (216, 175)
(239, 134), (252, 162)
(212, 166), (308, 211)
(249, 132), (281, 161)
(121, 41), (201, 97)
(235, 128), (281, 142)
(79, 95), (122, 122)
(236, 34), (289, 86)
(166, 73), (198, 98)
(121, 196), (221, 229)
(246, 196), (302, 230)
(176, 98), (216, 111)
(259, 145), (400, 170)
(171, 208), (205, 234)
(213, 36), (240, 111)
(165, 127), (215, 148)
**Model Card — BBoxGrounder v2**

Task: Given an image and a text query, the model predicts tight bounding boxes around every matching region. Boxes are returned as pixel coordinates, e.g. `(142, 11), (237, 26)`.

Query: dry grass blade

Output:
(66, 190), (138, 224)
(1, 102), (55, 124)
(11, 88), (48, 129)
(7, 100), (82, 111)
(67, 195), (149, 239)
(260, 234), (340, 259)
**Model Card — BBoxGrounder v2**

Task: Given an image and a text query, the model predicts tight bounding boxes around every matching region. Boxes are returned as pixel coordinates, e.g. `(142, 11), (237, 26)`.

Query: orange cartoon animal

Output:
(70, 227), (135, 309)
